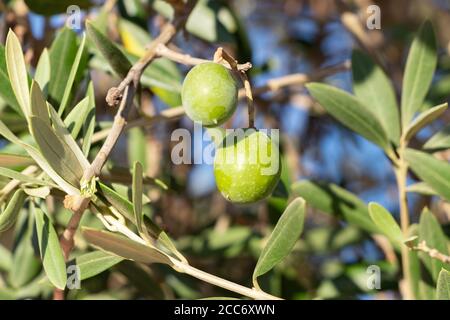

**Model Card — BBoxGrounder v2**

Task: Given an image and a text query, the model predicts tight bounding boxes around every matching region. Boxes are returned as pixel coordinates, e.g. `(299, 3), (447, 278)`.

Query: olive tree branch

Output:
(53, 1), (197, 300)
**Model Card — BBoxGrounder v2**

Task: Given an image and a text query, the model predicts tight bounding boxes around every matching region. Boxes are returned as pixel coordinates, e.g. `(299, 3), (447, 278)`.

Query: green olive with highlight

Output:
(213, 130), (281, 204)
(181, 62), (238, 127)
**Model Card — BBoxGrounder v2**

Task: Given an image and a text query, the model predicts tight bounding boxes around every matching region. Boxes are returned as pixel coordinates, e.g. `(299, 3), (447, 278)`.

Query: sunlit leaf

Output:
(35, 48), (50, 97)
(306, 83), (389, 150)
(253, 197), (305, 286)
(30, 81), (50, 126)
(29, 116), (85, 187)
(68, 250), (123, 281)
(82, 228), (173, 265)
(82, 81), (96, 156)
(368, 202), (404, 248)
(406, 182), (437, 196)
(0, 45), (21, 113)
(34, 205), (67, 289)
(5, 30), (30, 116)
(64, 97), (90, 139)
(401, 21), (437, 127)
(352, 50), (400, 144)
(0, 166), (53, 187)
(0, 153), (34, 168)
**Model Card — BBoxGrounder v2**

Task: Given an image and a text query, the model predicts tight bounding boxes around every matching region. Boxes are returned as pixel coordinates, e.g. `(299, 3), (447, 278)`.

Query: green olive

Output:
(214, 130), (281, 204)
(182, 62), (238, 127)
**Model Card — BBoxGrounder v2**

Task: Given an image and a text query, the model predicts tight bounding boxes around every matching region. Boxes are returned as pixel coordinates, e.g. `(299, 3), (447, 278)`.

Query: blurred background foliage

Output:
(0, 0), (449, 300)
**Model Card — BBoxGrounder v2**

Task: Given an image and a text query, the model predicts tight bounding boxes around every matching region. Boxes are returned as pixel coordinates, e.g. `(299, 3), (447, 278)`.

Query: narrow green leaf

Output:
(132, 161), (144, 233)
(82, 227), (173, 265)
(401, 21), (437, 127)
(0, 120), (79, 195)
(419, 208), (449, 282)
(35, 48), (50, 97)
(306, 82), (388, 149)
(59, 34), (86, 115)
(0, 244), (12, 272)
(0, 45), (21, 113)
(96, 182), (185, 262)
(9, 214), (41, 288)
(0, 189), (26, 232)
(352, 50), (400, 144)
(30, 81), (50, 126)
(69, 251), (123, 281)
(368, 202), (404, 248)
(403, 103), (447, 142)
(29, 116), (85, 187)
(34, 205), (67, 290)
(5, 30), (30, 116)
(48, 104), (90, 169)
(128, 128), (147, 170)
(64, 97), (90, 139)
(423, 124), (450, 151)
(436, 269), (450, 300)
(82, 81), (96, 156)
(407, 224), (422, 299)
(49, 28), (78, 106)
(253, 197), (305, 285)
(292, 180), (381, 236)
(0, 166), (54, 187)
(86, 21), (131, 78)
(404, 149), (450, 201)
(0, 153), (34, 168)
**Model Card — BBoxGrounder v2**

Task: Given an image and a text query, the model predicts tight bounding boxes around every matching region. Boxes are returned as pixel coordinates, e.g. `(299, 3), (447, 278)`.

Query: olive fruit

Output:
(182, 62), (238, 127)
(214, 129), (281, 204)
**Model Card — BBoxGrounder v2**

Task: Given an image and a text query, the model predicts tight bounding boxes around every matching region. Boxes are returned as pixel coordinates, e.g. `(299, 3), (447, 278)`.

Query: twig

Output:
(53, 1), (197, 300)
(90, 60), (350, 143)
(155, 43), (252, 72)
(411, 240), (450, 264)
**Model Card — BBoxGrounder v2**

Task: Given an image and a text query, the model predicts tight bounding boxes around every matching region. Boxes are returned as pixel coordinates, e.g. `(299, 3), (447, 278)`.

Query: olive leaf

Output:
(352, 49), (400, 144)
(401, 21), (437, 127)
(0, 189), (26, 233)
(403, 103), (447, 142)
(23, 186), (51, 199)
(34, 205), (67, 290)
(0, 44), (21, 113)
(96, 182), (186, 263)
(82, 227), (174, 265)
(82, 81), (96, 156)
(35, 48), (50, 97)
(292, 180), (381, 236)
(404, 149), (450, 201)
(0, 166), (55, 187)
(49, 28), (78, 106)
(0, 153), (34, 168)
(68, 251), (123, 281)
(132, 161), (144, 233)
(423, 124), (450, 151)
(58, 34), (86, 115)
(5, 30), (30, 117)
(406, 182), (437, 196)
(0, 120), (79, 195)
(86, 21), (132, 78)
(418, 208), (449, 282)
(436, 269), (450, 300)
(30, 81), (50, 126)
(306, 83), (389, 150)
(253, 197), (305, 287)
(368, 202), (404, 248)
(64, 97), (90, 139)
(29, 116), (85, 188)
